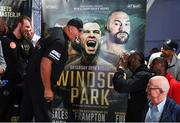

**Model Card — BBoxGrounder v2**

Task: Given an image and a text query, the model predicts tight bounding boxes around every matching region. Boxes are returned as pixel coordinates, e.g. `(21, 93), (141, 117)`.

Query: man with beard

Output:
(0, 15), (34, 121)
(100, 9), (130, 66)
(66, 21), (115, 66)
(148, 39), (180, 81)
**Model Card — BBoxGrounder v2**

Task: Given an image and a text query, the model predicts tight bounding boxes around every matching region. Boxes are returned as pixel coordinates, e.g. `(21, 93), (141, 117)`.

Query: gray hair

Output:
(149, 75), (170, 95)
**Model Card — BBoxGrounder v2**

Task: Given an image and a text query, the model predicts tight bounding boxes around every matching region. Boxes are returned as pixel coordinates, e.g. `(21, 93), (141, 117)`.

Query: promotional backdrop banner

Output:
(0, 0), (32, 29)
(42, 0), (146, 122)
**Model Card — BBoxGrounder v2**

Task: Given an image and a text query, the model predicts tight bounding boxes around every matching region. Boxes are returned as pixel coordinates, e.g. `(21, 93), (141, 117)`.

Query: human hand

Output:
(44, 89), (54, 102)
(116, 52), (130, 70)
(0, 66), (4, 76)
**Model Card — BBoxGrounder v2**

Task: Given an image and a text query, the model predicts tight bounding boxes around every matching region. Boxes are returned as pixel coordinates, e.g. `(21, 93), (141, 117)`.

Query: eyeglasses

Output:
(146, 87), (162, 92)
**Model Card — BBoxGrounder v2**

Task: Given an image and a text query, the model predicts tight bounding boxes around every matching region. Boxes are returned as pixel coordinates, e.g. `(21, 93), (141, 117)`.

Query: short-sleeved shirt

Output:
(25, 27), (68, 91)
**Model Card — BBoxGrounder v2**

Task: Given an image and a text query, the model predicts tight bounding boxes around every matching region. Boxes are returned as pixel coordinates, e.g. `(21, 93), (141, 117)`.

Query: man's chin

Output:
(117, 38), (128, 43)
(86, 52), (96, 55)
(115, 32), (129, 44)
(108, 33), (128, 44)
(114, 37), (128, 44)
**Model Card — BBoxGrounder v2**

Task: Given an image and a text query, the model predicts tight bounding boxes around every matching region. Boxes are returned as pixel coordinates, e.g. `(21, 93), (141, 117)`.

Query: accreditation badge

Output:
(10, 42), (16, 49)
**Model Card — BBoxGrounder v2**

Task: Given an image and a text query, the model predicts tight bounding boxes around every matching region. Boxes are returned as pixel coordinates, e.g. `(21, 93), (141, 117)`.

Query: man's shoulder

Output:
(165, 97), (180, 108)
(174, 54), (180, 63)
(171, 55), (180, 69)
(134, 65), (152, 80)
(137, 65), (151, 73)
(48, 27), (64, 38)
(0, 35), (14, 46)
(0, 35), (11, 41)
(48, 27), (66, 45)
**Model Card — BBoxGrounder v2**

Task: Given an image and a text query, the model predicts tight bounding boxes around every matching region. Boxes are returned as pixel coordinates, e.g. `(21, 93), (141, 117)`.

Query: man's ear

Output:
(69, 26), (75, 34)
(17, 22), (22, 28)
(159, 88), (163, 93)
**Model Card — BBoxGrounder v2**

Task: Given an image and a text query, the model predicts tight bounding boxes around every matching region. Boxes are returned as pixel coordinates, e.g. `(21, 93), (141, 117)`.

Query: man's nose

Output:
(88, 31), (94, 36)
(118, 23), (124, 32)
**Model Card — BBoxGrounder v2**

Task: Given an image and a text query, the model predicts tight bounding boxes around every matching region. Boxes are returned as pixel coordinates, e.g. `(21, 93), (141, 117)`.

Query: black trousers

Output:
(19, 83), (52, 122)
(0, 85), (22, 122)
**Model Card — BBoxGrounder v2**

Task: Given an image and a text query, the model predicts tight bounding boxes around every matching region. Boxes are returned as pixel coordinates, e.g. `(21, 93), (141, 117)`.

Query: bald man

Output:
(143, 76), (180, 122)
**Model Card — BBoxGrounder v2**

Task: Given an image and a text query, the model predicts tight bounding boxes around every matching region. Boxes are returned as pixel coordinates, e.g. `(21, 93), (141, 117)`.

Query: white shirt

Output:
(31, 33), (40, 47)
(145, 97), (167, 122)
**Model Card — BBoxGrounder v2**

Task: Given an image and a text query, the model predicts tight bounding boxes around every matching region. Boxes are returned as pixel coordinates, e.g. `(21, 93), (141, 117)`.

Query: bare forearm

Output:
(40, 57), (52, 91)
(0, 66), (4, 75)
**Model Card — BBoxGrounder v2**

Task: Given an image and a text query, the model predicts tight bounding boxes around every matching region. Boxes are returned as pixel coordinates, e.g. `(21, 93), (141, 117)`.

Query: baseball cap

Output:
(67, 18), (83, 31)
(162, 39), (179, 51)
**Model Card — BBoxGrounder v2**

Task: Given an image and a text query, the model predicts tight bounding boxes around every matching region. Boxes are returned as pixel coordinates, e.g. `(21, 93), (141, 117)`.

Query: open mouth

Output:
(86, 40), (97, 52)
(87, 40), (96, 48)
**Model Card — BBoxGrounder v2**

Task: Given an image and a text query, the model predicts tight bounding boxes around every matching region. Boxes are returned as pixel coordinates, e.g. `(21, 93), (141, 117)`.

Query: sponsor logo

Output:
(10, 42), (16, 49)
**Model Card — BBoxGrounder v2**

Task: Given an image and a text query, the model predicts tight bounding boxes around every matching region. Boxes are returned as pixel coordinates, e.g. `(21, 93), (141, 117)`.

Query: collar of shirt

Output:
(145, 97), (166, 122)
(149, 97), (166, 112)
(168, 54), (178, 67)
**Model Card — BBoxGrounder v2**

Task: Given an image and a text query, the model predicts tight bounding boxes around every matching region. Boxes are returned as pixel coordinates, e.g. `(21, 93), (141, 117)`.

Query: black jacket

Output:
(1, 33), (34, 91)
(113, 65), (152, 122)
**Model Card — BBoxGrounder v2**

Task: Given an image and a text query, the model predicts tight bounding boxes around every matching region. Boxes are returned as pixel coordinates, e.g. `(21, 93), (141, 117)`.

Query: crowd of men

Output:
(0, 13), (180, 122)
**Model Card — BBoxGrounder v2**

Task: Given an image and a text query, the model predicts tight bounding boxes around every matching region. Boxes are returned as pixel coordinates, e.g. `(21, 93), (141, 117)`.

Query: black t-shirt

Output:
(25, 27), (68, 89)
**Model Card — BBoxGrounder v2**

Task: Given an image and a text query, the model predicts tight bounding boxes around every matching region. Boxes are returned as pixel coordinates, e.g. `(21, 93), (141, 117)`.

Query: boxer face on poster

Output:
(106, 10), (130, 44)
(80, 22), (101, 55)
